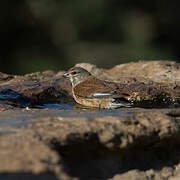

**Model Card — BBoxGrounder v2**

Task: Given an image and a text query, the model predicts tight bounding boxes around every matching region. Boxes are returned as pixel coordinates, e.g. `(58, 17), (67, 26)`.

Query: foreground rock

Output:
(0, 108), (180, 180)
(1, 61), (180, 179)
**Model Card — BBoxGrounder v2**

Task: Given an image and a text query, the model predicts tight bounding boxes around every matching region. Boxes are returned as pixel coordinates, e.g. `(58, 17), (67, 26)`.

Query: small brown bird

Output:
(63, 67), (131, 109)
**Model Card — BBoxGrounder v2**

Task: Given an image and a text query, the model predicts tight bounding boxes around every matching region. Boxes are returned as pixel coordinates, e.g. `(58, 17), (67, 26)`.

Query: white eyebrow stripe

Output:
(92, 93), (113, 98)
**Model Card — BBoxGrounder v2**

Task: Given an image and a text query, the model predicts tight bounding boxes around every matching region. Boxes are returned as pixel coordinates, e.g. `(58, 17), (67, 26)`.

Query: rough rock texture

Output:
(1, 61), (180, 180)
(1, 108), (180, 180)
(0, 61), (180, 108)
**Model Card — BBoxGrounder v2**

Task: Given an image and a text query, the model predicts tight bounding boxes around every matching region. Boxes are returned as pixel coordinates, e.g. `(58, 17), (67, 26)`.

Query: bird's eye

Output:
(72, 71), (77, 75)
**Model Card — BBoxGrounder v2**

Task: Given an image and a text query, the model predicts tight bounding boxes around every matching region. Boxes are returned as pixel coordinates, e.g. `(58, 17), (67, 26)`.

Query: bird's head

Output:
(63, 67), (91, 87)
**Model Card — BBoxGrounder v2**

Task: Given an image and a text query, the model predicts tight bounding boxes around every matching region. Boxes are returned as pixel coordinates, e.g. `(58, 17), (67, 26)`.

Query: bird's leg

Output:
(98, 103), (101, 110)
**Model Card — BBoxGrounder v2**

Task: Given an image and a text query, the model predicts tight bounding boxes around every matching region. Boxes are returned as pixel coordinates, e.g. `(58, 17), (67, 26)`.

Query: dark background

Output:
(1, 0), (179, 74)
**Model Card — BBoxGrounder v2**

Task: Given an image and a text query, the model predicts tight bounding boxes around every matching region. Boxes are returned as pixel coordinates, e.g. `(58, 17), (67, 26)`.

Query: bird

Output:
(63, 66), (132, 109)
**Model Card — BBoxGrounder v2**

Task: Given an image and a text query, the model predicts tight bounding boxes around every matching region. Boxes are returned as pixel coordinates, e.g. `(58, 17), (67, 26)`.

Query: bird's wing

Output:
(74, 76), (129, 99)
(73, 76), (115, 97)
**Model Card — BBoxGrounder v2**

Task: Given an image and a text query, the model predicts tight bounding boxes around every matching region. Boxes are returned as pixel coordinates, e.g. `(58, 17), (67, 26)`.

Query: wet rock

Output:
(0, 72), (74, 108)
(0, 61), (179, 108)
(0, 88), (35, 107)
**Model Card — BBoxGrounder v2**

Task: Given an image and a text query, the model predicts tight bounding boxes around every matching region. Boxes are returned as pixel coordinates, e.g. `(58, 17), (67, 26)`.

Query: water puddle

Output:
(0, 112), (34, 127)
(0, 88), (179, 128)
(0, 130), (16, 135)
(0, 107), (138, 128)
(35, 104), (73, 110)
(0, 106), (177, 128)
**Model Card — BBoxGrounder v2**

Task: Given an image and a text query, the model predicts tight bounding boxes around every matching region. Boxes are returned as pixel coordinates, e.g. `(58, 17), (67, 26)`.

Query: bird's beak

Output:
(63, 72), (70, 78)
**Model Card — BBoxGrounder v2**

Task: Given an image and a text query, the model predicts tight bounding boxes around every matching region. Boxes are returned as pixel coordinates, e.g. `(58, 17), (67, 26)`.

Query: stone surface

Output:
(0, 61), (180, 179)
(0, 61), (180, 108)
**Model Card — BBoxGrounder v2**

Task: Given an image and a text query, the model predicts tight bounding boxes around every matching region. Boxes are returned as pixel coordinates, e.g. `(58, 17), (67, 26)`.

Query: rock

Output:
(75, 61), (180, 107)
(0, 61), (179, 108)
(109, 170), (148, 180)
(0, 61), (180, 179)
(0, 107), (179, 179)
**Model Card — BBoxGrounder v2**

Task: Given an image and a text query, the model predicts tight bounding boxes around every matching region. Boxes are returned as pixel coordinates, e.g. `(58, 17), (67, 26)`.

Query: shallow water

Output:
(0, 86), (179, 128)
(0, 88), (178, 128)
(0, 89), (178, 127)
(0, 105), (177, 128)
(0, 108), (132, 127)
